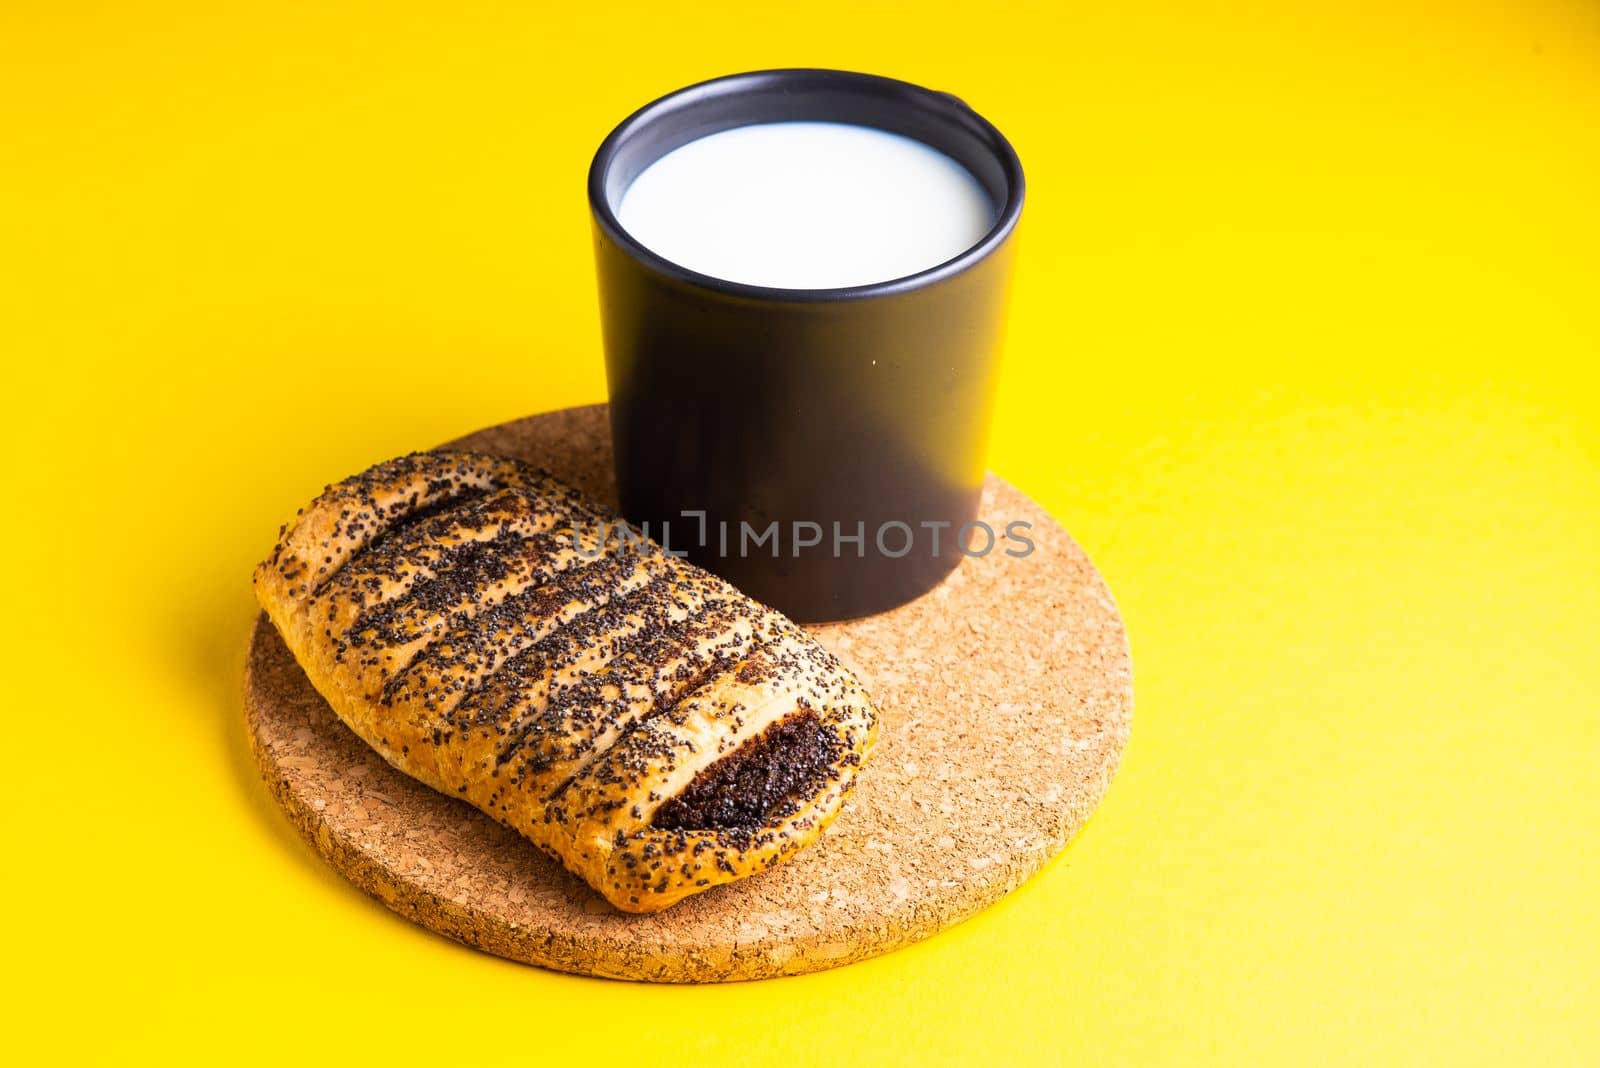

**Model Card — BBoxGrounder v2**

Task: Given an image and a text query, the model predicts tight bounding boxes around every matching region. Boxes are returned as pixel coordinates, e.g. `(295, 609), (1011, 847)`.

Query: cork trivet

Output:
(243, 404), (1131, 982)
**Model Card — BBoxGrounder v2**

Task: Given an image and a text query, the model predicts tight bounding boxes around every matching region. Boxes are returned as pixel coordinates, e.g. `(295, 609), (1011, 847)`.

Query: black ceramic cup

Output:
(588, 69), (1024, 622)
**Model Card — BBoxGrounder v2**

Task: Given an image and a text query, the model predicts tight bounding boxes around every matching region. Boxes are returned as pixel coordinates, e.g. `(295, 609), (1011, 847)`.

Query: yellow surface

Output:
(3, 1), (1596, 1063)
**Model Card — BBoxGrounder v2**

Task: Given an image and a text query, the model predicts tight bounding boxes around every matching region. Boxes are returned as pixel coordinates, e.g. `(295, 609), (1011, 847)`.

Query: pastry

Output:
(254, 450), (878, 912)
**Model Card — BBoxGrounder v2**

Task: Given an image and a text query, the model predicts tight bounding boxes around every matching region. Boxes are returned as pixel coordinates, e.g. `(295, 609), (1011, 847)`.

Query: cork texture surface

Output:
(242, 404), (1132, 981)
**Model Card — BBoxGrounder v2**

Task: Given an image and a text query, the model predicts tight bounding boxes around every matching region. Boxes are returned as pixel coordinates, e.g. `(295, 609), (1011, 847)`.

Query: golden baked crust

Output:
(254, 450), (878, 912)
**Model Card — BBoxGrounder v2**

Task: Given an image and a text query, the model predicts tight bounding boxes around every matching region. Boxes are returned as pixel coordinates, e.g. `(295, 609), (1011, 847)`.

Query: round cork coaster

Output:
(243, 404), (1131, 982)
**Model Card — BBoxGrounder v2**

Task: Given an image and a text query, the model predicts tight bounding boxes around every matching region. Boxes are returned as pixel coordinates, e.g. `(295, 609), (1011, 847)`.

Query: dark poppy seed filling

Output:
(651, 711), (840, 832)
(310, 483), (495, 596)
(376, 484), (493, 539)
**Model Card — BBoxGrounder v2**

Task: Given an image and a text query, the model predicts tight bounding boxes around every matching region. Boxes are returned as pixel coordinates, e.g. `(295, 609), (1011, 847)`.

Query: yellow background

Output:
(3, 1), (1596, 1063)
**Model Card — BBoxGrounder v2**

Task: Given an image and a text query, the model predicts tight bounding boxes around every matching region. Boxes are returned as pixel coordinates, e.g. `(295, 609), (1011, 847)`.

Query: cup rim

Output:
(587, 68), (1026, 303)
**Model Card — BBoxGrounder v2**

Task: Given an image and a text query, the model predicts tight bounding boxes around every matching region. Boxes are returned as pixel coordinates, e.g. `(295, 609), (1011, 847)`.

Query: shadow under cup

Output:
(588, 69), (1025, 622)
